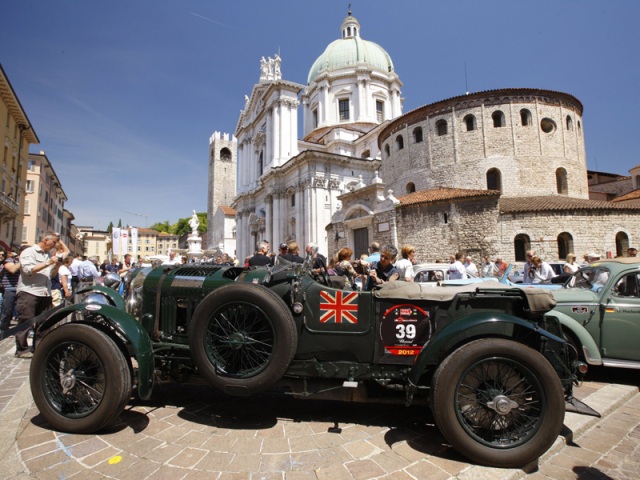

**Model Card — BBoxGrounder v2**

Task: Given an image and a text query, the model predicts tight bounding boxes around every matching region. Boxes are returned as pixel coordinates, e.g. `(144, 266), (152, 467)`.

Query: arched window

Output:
(384, 144), (390, 157)
(258, 151), (263, 176)
(396, 135), (404, 150)
(220, 147), (232, 162)
(616, 231), (630, 257)
(520, 109), (532, 126)
(492, 110), (505, 128)
(514, 234), (531, 261)
(436, 119), (448, 136)
(413, 127), (423, 143)
(566, 116), (573, 131)
(556, 168), (568, 194)
(406, 182), (416, 194)
(557, 232), (573, 260)
(486, 168), (502, 192)
(464, 114), (476, 131)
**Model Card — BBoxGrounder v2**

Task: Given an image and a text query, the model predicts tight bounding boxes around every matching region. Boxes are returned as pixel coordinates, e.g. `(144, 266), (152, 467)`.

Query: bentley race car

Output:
(28, 256), (594, 468)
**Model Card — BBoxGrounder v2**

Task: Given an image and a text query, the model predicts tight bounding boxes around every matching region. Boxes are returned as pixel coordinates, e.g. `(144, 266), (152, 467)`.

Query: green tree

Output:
(106, 221), (113, 234)
(149, 220), (171, 233)
(171, 212), (207, 236)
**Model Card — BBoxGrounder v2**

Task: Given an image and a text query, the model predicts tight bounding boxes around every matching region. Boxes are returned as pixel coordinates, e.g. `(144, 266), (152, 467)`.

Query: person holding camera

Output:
(523, 250), (537, 284)
(365, 245), (400, 290)
(529, 256), (556, 284)
(14, 232), (63, 358)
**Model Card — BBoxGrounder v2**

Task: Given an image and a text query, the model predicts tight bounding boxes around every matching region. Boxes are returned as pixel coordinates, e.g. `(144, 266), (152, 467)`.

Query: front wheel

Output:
(431, 338), (565, 468)
(30, 323), (132, 433)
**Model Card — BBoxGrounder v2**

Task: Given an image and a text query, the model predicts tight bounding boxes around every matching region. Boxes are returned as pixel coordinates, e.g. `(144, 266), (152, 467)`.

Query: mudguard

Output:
(409, 311), (566, 385)
(77, 285), (126, 310)
(551, 311), (603, 366)
(37, 303), (154, 400)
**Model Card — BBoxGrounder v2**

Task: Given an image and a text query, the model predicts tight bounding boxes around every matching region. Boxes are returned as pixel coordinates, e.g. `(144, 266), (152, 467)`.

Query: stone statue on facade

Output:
(259, 54), (282, 81)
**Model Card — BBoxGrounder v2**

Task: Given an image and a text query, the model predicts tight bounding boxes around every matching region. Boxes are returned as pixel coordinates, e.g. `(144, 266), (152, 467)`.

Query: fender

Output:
(409, 312), (565, 385)
(551, 310), (603, 366)
(77, 285), (126, 310)
(38, 303), (154, 400)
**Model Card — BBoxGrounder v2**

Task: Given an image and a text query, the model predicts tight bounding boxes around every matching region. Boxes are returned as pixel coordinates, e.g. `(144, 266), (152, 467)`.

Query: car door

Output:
(601, 271), (640, 361)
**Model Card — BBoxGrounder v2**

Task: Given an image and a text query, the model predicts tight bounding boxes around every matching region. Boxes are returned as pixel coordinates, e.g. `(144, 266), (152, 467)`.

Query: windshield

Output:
(567, 266), (610, 292)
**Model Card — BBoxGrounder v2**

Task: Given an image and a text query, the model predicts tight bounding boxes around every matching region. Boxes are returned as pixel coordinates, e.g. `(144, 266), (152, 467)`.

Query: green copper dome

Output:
(307, 12), (394, 85)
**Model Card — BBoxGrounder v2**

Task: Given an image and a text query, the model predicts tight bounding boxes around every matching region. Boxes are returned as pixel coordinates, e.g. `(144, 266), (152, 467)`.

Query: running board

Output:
(602, 358), (640, 370)
(565, 396), (601, 417)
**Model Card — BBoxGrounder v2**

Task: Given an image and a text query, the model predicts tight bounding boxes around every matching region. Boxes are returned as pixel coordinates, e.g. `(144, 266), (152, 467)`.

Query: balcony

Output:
(0, 192), (19, 219)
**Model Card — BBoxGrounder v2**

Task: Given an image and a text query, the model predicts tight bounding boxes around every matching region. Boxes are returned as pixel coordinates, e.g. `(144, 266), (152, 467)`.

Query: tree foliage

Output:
(149, 220), (171, 233)
(147, 212), (207, 236)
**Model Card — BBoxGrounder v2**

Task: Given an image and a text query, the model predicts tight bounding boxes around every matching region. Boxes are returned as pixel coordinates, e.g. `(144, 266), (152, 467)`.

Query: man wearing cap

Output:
(585, 252), (601, 264)
(248, 240), (272, 266)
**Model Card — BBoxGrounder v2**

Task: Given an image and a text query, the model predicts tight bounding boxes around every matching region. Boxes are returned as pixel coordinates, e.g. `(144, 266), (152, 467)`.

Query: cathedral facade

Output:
(209, 10), (640, 263)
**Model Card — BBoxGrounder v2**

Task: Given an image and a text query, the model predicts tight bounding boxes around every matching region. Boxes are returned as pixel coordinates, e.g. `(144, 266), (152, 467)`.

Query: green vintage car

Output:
(28, 257), (593, 468)
(551, 257), (640, 369)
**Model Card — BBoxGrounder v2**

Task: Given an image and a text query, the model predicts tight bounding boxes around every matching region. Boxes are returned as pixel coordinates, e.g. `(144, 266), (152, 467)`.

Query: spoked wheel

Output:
(431, 338), (565, 468)
(30, 323), (131, 433)
(189, 283), (297, 396)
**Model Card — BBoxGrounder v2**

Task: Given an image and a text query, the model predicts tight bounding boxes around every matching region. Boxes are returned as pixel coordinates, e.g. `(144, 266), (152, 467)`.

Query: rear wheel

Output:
(189, 283), (297, 396)
(30, 323), (131, 433)
(431, 338), (565, 468)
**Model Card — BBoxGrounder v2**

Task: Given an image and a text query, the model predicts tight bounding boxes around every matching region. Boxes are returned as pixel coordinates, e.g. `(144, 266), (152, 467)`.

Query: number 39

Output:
(395, 324), (416, 340)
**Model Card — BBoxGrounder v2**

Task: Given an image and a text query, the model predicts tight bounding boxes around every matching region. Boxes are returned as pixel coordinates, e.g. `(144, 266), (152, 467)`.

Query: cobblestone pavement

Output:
(0, 337), (638, 480)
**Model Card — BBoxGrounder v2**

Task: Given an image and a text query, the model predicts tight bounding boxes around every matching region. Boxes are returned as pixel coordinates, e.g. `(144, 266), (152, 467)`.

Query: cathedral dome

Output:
(307, 11), (394, 85)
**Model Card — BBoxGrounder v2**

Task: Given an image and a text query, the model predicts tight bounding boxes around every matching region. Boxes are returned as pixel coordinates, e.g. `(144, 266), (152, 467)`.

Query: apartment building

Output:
(0, 64), (39, 251)
(22, 151), (67, 246)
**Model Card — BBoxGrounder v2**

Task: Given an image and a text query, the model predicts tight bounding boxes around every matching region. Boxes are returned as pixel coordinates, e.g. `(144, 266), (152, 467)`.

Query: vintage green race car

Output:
(551, 257), (640, 370)
(29, 257), (593, 468)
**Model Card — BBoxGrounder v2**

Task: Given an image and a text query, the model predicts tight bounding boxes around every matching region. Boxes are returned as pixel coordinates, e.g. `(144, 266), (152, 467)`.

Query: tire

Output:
(189, 283), (297, 396)
(431, 338), (565, 468)
(30, 323), (132, 434)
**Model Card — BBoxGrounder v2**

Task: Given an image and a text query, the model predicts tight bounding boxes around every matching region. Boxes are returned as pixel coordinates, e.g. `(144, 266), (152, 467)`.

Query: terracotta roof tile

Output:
(219, 205), (236, 215)
(500, 195), (640, 212)
(398, 187), (500, 206)
(611, 189), (640, 202)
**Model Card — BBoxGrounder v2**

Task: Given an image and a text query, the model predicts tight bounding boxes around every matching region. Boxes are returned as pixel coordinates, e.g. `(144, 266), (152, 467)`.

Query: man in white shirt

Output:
(464, 256), (479, 278)
(448, 252), (467, 280)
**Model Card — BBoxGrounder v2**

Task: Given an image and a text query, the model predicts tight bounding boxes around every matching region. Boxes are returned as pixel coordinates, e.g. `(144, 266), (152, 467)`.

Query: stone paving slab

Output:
(0, 337), (638, 479)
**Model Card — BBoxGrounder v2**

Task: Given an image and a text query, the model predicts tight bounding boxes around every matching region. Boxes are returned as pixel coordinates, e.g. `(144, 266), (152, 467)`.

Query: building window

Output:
(291, 192), (295, 207)
(25, 180), (34, 193)
(514, 234), (531, 261)
(313, 108), (318, 128)
(396, 135), (404, 150)
(616, 231), (630, 257)
(406, 182), (416, 193)
(361, 150), (370, 159)
(436, 119), (448, 136)
(258, 151), (263, 176)
(566, 115), (573, 131)
(492, 110), (505, 128)
(464, 114), (476, 131)
(556, 168), (568, 194)
(339, 99), (350, 121)
(486, 168), (502, 192)
(520, 109), (532, 126)
(376, 101), (384, 122)
(24, 199), (30, 214)
(540, 118), (556, 134)
(384, 145), (390, 157)
(413, 127), (423, 143)
(557, 232), (573, 260)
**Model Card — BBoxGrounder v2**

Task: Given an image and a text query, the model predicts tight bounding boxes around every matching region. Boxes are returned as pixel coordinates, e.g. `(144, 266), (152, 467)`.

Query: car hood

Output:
(550, 288), (599, 304)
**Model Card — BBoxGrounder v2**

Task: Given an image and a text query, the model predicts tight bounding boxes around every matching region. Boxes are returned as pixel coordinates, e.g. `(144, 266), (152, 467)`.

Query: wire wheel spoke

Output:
(205, 302), (275, 377)
(455, 358), (544, 448)
(43, 343), (106, 418)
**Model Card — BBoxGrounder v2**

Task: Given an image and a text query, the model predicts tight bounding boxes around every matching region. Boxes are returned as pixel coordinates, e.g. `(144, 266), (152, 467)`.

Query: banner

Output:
(130, 228), (138, 259)
(112, 228), (121, 256)
(121, 229), (129, 255)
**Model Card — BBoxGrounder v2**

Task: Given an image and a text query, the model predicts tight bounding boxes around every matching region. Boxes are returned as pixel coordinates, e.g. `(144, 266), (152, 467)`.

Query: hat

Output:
(586, 252), (600, 259)
(279, 243), (288, 249)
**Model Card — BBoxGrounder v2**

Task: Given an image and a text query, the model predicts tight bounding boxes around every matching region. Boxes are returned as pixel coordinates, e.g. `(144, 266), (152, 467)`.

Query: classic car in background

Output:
(28, 258), (594, 468)
(550, 258), (640, 370)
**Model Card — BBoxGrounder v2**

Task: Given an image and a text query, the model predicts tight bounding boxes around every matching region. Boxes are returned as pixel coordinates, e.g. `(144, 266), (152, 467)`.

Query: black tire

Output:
(431, 338), (565, 468)
(30, 323), (132, 434)
(189, 283), (297, 396)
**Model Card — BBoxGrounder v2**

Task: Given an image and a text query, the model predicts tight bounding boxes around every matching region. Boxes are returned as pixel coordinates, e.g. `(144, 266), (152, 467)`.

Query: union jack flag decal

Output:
(319, 290), (358, 324)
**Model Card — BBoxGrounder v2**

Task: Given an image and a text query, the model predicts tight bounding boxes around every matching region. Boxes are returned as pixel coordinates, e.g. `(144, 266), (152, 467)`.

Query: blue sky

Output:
(1, 0), (639, 230)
